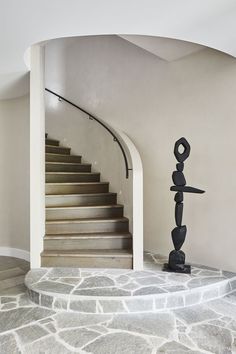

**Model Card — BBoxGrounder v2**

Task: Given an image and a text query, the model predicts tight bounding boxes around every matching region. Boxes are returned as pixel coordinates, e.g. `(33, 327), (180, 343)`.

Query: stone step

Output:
(46, 172), (100, 183)
(0, 272), (26, 291)
(0, 284), (27, 296)
(45, 138), (60, 146)
(45, 193), (117, 207)
(26, 252), (236, 315)
(46, 161), (90, 172)
(41, 249), (133, 268)
(46, 154), (82, 164)
(46, 217), (129, 234)
(46, 145), (71, 155)
(0, 267), (25, 281)
(46, 182), (109, 195)
(44, 232), (132, 250)
(46, 205), (123, 220)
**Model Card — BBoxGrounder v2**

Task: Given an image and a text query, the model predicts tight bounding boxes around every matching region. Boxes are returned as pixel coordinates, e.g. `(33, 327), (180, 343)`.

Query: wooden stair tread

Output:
(46, 182), (109, 194)
(0, 275), (26, 290)
(41, 249), (133, 257)
(45, 232), (132, 239)
(46, 217), (128, 224)
(45, 138), (60, 145)
(46, 162), (88, 166)
(45, 144), (70, 149)
(0, 267), (25, 281)
(46, 204), (123, 210)
(46, 172), (99, 175)
(46, 182), (108, 185)
(46, 153), (82, 158)
(46, 192), (116, 197)
(45, 193), (117, 207)
(46, 146), (71, 155)
(45, 138), (59, 142)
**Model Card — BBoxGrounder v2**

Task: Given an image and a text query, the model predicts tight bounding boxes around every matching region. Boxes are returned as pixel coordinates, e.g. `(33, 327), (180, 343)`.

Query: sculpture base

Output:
(163, 263), (191, 274)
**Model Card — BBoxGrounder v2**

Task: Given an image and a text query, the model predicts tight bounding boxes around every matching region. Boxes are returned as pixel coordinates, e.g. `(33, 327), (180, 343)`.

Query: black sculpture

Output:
(163, 137), (205, 274)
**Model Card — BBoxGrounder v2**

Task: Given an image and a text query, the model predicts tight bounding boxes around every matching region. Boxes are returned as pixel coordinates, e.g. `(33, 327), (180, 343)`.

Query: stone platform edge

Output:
(25, 273), (236, 314)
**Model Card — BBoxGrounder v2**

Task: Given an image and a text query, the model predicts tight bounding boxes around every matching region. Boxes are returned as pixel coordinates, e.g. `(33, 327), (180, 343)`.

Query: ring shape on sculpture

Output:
(174, 137), (191, 163)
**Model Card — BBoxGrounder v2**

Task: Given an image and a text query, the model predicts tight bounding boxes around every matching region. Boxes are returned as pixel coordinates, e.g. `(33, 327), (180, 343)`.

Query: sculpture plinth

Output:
(163, 137), (205, 274)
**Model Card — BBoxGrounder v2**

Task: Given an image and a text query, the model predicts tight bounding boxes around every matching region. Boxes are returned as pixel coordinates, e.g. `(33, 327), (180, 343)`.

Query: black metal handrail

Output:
(45, 88), (132, 178)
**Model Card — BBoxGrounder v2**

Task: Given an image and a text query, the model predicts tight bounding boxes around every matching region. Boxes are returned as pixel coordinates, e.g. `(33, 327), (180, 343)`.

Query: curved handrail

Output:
(45, 88), (132, 178)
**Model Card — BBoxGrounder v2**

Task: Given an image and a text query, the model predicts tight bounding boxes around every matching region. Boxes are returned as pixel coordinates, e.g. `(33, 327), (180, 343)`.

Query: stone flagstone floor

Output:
(25, 253), (236, 314)
(1, 255), (236, 353)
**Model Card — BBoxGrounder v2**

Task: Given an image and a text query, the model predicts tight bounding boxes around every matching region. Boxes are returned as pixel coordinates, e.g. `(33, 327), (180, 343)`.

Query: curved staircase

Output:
(41, 134), (133, 268)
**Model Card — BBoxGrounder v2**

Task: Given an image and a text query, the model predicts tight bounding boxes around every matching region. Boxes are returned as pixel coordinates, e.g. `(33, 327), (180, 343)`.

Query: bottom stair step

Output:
(41, 250), (133, 268)
(44, 232), (132, 250)
(0, 274), (26, 291)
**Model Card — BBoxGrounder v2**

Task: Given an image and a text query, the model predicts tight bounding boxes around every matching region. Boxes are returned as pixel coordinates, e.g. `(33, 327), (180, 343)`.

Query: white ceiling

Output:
(119, 35), (204, 62)
(1, 0), (236, 99)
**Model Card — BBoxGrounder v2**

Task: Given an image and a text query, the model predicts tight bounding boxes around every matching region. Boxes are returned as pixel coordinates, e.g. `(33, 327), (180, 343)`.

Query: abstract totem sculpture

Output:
(163, 137), (205, 274)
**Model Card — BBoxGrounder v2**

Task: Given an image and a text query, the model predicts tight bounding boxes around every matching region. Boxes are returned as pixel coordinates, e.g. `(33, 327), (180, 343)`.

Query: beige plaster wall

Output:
(0, 95), (30, 252)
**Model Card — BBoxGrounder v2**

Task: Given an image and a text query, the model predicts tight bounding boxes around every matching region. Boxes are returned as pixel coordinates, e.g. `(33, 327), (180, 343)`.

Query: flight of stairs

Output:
(41, 134), (133, 268)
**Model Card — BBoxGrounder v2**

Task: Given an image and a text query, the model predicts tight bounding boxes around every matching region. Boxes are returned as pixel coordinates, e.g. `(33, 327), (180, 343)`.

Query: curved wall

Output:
(46, 35), (236, 271)
(45, 92), (133, 229)
(0, 95), (30, 259)
(2, 1), (236, 98)
(45, 90), (144, 269)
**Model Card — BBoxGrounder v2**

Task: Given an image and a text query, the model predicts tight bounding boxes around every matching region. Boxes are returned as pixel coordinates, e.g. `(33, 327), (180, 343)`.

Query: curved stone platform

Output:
(25, 253), (236, 314)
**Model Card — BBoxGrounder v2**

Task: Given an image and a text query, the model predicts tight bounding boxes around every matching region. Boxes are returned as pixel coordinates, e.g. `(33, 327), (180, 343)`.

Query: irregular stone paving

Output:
(26, 253), (236, 297)
(25, 252), (236, 313)
(1, 290), (236, 353)
(1, 254), (236, 353)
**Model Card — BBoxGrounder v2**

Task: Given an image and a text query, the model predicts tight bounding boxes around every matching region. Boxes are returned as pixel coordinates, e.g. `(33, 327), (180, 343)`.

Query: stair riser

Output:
(46, 207), (123, 220)
(44, 237), (132, 250)
(46, 174), (100, 183)
(46, 183), (109, 195)
(46, 221), (129, 234)
(46, 154), (82, 163)
(46, 194), (117, 207)
(46, 163), (90, 172)
(41, 255), (132, 268)
(45, 139), (59, 146)
(46, 146), (70, 155)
